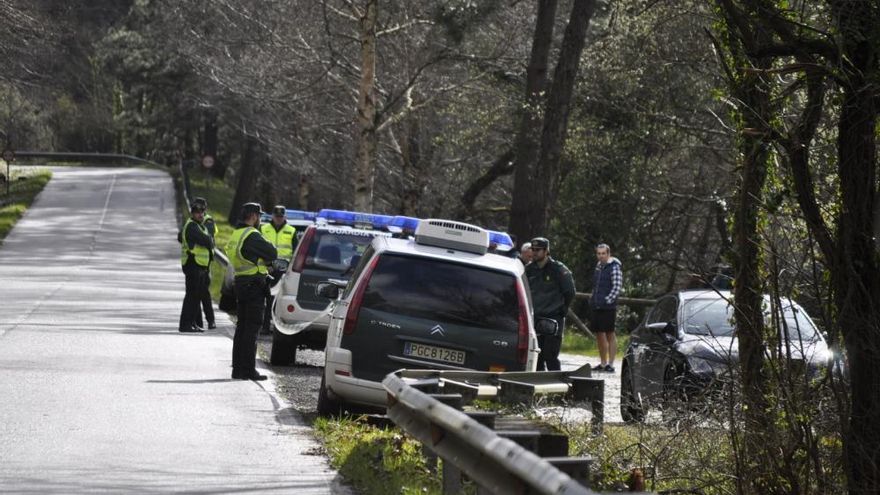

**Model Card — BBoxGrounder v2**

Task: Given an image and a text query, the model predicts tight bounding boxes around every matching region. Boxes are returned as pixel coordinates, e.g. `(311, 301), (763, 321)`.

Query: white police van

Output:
(314, 219), (544, 415)
(269, 210), (394, 365)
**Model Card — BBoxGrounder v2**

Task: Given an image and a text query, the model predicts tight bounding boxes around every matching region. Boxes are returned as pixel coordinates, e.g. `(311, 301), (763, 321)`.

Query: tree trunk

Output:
(830, 6), (880, 490)
(353, 0), (378, 212)
(456, 150), (514, 220)
(228, 130), (263, 222)
(399, 117), (430, 217)
(298, 174), (310, 211)
(506, 0), (557, 240)
(715, 2), (776, 492)
(526, 0), (596, 233)
(202, 110), (221, 177)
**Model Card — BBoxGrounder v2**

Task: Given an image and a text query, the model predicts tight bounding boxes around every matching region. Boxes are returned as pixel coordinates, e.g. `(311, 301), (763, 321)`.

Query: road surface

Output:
(0, 167), (351, 494)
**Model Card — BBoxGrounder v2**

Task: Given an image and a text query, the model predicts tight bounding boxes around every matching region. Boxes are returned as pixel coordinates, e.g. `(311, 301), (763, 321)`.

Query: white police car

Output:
(269, 209), (394, 365)
(314, 219), (544, 415)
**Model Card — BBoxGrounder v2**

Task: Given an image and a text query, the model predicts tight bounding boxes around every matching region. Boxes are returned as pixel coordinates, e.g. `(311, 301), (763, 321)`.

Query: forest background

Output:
(1, 1), (878, 493)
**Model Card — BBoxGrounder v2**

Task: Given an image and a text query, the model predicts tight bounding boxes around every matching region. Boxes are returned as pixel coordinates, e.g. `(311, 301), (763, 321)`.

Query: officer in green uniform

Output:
(525, 237), (576, 371)
(193, 197), (217, 330)
(260, 205), (297, 333)
(227, 202), (278, 380)
(178, 202), (214, 333)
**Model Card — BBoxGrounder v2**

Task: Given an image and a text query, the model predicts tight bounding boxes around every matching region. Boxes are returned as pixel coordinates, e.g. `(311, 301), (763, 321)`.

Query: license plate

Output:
(403, 342), (466, 365)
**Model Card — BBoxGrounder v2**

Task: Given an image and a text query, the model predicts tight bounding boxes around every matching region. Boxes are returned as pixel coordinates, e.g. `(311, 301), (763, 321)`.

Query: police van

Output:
(269, 210), (393, 365)
(313, 219), (545, 415)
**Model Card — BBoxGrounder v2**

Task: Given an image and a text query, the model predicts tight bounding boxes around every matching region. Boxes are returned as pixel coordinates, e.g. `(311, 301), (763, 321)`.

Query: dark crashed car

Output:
(620, 289), (834, 422)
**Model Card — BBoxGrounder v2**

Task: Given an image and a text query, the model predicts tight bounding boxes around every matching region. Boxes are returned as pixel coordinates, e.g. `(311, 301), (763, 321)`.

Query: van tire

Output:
(270, 328), (297, 366)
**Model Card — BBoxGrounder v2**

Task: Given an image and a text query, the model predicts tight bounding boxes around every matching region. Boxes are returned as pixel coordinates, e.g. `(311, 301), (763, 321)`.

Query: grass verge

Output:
(562, 328), (628, 357)
(313, 416), (442, 495)
(0, 167), (52, 245)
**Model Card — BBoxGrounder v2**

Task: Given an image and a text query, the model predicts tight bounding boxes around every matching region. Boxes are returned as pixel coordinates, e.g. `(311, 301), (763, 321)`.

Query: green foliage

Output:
(313, 416), (442, 495)
(559, 421), (736, 493)
(561, 329), (628, 357)
(0, 168), (52, 244)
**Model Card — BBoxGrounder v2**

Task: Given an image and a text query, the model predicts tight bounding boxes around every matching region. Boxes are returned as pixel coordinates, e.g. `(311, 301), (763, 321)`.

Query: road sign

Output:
(2, 149), (14, 162)
(201, 155), (215, 169)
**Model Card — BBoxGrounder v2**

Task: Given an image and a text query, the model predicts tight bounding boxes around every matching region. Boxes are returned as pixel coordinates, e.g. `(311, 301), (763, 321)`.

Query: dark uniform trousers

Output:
(179, 263), (209, 332)
(232, 275), (267, 375)
(537, 316), (565, 372)
(195, 271), (215, 328)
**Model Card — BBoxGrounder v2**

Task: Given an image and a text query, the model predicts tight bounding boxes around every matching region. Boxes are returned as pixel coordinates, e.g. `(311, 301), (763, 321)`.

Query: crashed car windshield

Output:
(682, 297), (820, 341)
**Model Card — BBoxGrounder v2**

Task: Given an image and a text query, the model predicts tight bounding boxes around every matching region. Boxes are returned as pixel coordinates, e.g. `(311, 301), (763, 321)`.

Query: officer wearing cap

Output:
(192, 197), (217, 330)
(260, 205), (297, 333)
(226, 202), (277, 380)
(525, 237), (576, 371)
(178, 201), (214, 333)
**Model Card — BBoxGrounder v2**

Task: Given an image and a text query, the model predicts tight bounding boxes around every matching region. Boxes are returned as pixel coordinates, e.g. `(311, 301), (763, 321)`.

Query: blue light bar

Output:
(388, 215), (421, 234)
(488, 230), (514, 251)
(317, 209), (393, 229)
(285, 209), (317, 221)
(260, 212), (271, 223)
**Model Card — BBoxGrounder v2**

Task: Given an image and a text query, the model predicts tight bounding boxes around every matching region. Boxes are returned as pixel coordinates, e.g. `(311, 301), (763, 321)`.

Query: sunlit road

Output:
(0, 167), (351, 494)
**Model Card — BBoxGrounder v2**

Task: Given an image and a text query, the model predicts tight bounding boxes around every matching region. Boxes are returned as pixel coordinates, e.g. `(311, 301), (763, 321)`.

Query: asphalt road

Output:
(0, 167), (352, 494)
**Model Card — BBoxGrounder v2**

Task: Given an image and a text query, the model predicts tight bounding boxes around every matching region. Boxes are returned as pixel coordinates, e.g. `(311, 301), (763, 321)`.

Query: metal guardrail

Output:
(383, 371), (653, 495)
(16, 151), (162, 167)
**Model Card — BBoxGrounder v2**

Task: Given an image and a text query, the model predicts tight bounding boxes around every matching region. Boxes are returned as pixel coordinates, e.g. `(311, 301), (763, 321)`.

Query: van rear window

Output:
(360, 254), (520, 332)
(306, 231), (376, 272)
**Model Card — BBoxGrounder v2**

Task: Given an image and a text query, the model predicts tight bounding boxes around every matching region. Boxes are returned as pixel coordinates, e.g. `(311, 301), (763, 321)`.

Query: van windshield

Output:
(361, 254), (520, 332)
(683, 297), (819, 341)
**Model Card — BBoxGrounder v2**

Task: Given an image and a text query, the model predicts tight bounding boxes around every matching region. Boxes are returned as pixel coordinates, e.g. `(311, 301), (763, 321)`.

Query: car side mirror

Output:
(647, 322), (676, 339)
(535, 317), (559, 336)
(316, 281), (341, 299)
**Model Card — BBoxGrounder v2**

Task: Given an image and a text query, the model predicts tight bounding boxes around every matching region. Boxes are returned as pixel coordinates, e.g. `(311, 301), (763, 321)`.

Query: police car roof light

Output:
(488, 231), (515, 251)
(285, 209), (317, 221)
(317, 209), (392, 229)
(388, 215), (421, 234)
(415, 219), (489, 255)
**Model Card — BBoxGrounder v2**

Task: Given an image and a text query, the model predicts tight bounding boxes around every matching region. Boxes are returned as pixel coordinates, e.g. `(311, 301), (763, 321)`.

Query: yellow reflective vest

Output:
(227, 227), (269, 277)
(180, 219), (211, 267)
(260, 222), (296, 261)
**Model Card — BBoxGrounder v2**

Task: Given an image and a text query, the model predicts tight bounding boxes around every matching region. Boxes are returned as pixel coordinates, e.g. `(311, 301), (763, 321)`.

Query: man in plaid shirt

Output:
(590, 243), (622, 372)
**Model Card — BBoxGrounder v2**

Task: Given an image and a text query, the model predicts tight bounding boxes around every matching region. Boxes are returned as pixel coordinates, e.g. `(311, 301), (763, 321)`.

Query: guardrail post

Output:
(442, 460), (464, 494)
(568, 377), (605, 434)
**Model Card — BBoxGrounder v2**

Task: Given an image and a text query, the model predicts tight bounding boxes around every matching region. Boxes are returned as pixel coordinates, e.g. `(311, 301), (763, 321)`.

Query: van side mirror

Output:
(535, 317), (559, 336)
(316, 281), (341, 299)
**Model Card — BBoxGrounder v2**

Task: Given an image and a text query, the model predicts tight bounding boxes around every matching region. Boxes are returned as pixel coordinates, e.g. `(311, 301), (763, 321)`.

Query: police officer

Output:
(227, 202), (277, 380)
(525, 237), (576, 371)
(178, 202), (214, 333)
(260, 205), (297, 333)
(193, 197), (217, 330)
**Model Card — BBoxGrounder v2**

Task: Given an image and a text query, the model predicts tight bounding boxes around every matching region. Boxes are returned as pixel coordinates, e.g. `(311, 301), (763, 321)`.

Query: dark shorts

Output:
(591, 308), (617, 333)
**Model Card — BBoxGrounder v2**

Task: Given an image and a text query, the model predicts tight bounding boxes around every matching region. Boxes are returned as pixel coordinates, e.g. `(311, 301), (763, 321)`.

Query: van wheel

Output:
(620, 364), (645, 423)
(270, 328), (297, 366)
(317, 374), (342, 417)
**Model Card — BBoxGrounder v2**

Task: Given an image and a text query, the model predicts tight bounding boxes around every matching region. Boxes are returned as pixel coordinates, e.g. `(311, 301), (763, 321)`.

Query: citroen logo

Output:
(430, 324), (446, 337)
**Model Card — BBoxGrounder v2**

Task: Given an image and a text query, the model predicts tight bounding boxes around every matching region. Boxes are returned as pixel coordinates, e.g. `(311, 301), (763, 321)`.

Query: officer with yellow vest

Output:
(192, 197), (217, 330)
(227, 202), (277, 381)
(260, 205), (297, 333)
(178, 202), (214, 333)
